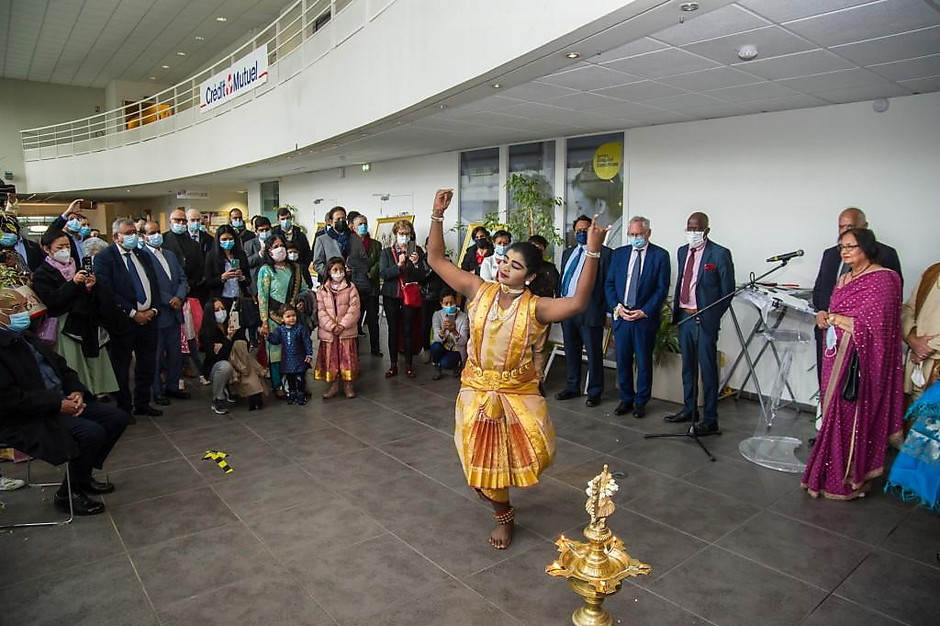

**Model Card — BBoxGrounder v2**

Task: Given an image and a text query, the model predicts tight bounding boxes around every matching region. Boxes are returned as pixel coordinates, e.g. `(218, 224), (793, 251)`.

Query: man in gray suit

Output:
(312, 206), (369, 290)
(244, 216), (272, 296)
(143, 221), (190, 405)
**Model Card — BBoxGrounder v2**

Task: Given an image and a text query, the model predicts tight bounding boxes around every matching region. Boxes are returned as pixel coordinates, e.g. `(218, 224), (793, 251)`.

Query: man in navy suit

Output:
(605, 216), (670, 418)
(93, 218), (163, 418)
(143, 221), (190, 405)
(556, 214), (612, 407)
(665, 212), (735, 435)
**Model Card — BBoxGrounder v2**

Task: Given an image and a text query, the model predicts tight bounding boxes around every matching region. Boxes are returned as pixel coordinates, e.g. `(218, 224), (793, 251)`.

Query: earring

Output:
(525, 280), (531, 286)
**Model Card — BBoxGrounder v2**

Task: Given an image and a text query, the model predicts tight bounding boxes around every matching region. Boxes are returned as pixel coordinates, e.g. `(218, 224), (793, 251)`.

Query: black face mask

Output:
(333, 219), (347, 233)
(474, 238), (487, 248)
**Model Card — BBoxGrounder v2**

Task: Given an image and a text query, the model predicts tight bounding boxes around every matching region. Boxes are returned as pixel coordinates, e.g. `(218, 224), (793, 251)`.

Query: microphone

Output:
(766, 250), (804, 263)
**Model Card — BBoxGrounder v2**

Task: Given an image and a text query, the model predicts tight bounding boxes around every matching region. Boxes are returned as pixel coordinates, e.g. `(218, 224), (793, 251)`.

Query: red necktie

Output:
(680, 247), (696, 305)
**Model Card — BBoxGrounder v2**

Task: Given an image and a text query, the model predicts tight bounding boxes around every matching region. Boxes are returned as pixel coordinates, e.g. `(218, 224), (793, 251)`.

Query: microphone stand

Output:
(644, 259), (792, 461)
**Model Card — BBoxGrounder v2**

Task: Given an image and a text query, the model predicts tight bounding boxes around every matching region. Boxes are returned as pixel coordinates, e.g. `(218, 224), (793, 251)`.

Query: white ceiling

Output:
(0, 0), (291, 88)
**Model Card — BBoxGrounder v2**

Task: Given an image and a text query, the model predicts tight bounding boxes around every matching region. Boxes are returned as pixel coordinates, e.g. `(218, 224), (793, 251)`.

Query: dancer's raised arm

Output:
(426, 189), (484, 302)
(535, 215), (609, 324)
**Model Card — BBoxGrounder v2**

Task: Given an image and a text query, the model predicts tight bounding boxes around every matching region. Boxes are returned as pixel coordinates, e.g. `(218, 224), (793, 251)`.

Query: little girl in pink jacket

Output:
(314, 257), (361, 398)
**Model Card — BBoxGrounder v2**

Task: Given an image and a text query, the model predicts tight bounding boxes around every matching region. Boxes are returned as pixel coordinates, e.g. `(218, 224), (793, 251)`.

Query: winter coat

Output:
(316, 281), (361, 342)
(268, 323), (313, 374)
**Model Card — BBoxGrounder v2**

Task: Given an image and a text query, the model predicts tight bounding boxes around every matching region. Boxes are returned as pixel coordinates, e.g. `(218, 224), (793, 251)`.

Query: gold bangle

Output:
(430, 213), (445, 223)
(584, 250), (601, 259)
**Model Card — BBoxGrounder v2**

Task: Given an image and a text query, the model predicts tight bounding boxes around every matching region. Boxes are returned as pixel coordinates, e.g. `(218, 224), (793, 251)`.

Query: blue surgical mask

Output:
(825, 325), (837, 350)
(443, 305), (457, 316)
(231, 219), (244, 229)
(199, 224), (207, 232)
(0, 233), (17, 247)
(357, 223), (368, 236)
(4, 311), (31, 332)
(137, 239), (146, 249)
(280, 219), (292, 230)
(120, 234), (138, 251)
(66, 218), (82, 232)
(629, 236), (646, 249)
(220, 239), (235, 251)
(188, 221), (200, 233)
(171, 223), (186, 235)
(147, 233), (163, 248)
(494, 245), (508, 257)
(258, 230), (272, 242)
(575, 231), (587, 246)
(80, 226), (91, 238)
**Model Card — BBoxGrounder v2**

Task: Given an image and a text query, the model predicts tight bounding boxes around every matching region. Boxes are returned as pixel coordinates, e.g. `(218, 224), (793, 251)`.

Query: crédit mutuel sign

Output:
(199, 46), (269, 113)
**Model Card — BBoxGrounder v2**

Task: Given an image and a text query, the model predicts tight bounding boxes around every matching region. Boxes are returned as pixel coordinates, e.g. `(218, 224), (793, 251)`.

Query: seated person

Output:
(0, 288), (130, 515)
(430, 288), (469, 380)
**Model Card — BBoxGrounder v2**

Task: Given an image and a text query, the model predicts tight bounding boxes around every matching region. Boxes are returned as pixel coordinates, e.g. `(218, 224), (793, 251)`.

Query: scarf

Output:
(328, 227), (350, 256)
(45, 254), (77, 281)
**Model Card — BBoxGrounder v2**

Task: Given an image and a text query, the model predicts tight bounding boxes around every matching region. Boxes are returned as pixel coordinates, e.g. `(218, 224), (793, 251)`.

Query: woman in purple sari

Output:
(803, 228), (904, 500)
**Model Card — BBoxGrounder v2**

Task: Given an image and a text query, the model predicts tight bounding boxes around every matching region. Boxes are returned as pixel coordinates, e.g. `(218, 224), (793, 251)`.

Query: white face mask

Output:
(396, 234), (409, 246)
(686, 231), (706, 247)
(911, 363), (927, 388)
(330, 271), (345, 282)
(270, 247), (287, 262)
(287, 252), (299, 262)
(53, 248), (72, 264)
(214, 310), (227, 324)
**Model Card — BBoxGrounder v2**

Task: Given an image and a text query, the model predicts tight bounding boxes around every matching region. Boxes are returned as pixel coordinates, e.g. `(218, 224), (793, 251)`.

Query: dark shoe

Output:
(664, 410), (696, 423)
(690, 421), (721, 436)
(633, 404), (647, 419)
(808, 437), (816, 448)
(153, 396), (171, 406)
(555, 389), (581, 401)
(432, 366), (443, 381)
(585, 396), (601, 407)
(385, 366), (398, 378)
(126, 413), (137, 425)
(211, 400), (230, 415)
(614, 401), (634, 416)
(133, 405), (163, 417)
(405, 368), (416, 379)
(54, 491), (105, 516)
(538, 382), (546, 397)
(77, 478), (115, 494)
(372, 350), (384, 358)
(453, 368), (462, 379)
(165, 389), (191, 400)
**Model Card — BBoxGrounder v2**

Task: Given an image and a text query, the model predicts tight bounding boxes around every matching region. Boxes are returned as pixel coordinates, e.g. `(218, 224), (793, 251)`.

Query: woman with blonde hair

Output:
(378, 219), (429, 378)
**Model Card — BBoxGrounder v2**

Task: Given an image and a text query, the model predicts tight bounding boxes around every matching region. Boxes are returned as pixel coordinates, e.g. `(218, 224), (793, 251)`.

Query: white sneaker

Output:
(178, 379), (187, 391)
(199, 376), (210, 386)
(0, 476), (26, 491)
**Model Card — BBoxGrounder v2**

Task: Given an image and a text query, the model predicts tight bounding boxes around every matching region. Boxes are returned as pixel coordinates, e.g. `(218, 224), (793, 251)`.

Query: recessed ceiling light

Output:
(492, 83), (501, 88)
(161, 65), (170, 69)
(680, 2), (700, 11)
(216, 16), (227, 22)
(194, 35), (205, 41)
(438, 104), (447, 110)
(566, 52), (580, 59)
(149, 76), (156, 80)
(176, 51), (186, 57)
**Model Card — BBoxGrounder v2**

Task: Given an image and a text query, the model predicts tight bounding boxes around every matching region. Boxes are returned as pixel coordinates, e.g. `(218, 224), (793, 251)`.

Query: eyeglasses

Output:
(837, 244), (860, 251)
(1, 301), (32, 314)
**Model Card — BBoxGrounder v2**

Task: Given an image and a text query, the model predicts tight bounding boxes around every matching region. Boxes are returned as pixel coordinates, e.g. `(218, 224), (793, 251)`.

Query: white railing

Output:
(21, 0), (364, 161)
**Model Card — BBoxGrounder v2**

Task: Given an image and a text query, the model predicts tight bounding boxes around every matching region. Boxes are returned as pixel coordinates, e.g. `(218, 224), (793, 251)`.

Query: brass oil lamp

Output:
(546, 464), (651, 626)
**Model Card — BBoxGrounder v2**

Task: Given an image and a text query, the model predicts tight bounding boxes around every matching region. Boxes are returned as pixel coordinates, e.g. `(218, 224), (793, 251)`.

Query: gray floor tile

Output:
(158, 573), (336, 626)
(118, 415), (163, 441)
(771, 487), (911, 545)
(551, 410), (645, 453)
(104, 433), (181, 471)
(110, 485), (238, 549)
(607, 509), (708, 585)
(101, 457), (207, 507)
(609, 583), (712, 625)
(801, 595), (904, 626)
(717, 510), (872, 591)
(187, 440), (294, 484)
(880, 507), (940, 569)
(509, 476), (594, 539)
(541, 438), (607, 476)
(651, 545), (826, 626)
(151, 403), (232, 433)
(362, 578), (521, 626)
(346, 473), (479, 530)
(212, 464), (334, 519)
(163, 421), (264, 455)
(289, 533), (453, 625)
(683, 455), (801, 507)
(0, 554), (158, 626)
(130, 523), (281, 607)
(549, 456), (682, 507)
(272, 426), (369, 462)
(609, 437), (722, 478)
(378, 430), (474, 495)
(627, 480), (760, 542)
(239, 410), (335, 440)
(333, 410), (434, 446)
(301, 448), (417, 491)
(836, 550), (940, 626)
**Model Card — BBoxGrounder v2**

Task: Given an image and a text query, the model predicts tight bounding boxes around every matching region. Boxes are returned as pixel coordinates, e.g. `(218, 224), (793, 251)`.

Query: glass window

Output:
(260, 180), (279, 223)
(565, 133), (624, 247)
(507, 141), (555, 215)
(458, 148), (499, 254)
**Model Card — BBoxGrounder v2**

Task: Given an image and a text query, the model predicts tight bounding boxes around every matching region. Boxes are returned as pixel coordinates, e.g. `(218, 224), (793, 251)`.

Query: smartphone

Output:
(81, 256), (94, 274)
(231, 259), (240, 271)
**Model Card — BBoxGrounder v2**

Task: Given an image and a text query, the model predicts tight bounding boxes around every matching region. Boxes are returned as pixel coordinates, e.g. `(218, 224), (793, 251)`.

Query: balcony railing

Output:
(21, 0), (369, 161)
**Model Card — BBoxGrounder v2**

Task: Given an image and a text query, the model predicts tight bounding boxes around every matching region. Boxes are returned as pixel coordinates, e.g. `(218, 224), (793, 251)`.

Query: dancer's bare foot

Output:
(488, 521), (514, 550)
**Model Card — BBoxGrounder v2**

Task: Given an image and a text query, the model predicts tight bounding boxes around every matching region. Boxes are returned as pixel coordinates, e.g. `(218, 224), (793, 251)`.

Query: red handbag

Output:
(399, 279), (422, 308)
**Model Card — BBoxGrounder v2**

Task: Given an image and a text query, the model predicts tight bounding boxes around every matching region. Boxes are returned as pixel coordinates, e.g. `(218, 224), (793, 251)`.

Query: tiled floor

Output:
(1, 351), (938, 625)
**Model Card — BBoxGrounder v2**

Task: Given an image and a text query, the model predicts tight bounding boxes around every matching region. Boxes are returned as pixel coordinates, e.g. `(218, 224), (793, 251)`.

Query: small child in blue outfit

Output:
(267, 307), (313, 405)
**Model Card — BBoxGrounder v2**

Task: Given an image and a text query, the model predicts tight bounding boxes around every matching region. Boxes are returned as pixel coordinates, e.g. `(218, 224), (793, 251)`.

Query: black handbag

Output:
(841, 350), (860, 401)
(236, 297), (262, 329)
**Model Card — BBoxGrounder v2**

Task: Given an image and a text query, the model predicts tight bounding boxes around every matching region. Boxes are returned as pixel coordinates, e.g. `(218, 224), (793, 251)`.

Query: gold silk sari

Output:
(455, 282), (555, 503)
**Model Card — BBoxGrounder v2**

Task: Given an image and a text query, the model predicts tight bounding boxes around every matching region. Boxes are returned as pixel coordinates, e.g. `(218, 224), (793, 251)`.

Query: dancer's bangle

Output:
(585, 250), (601, 259)
(430, 213), (445, 223)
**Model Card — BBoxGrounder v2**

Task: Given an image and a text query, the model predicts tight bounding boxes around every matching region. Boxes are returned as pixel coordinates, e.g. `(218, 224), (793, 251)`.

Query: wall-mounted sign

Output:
(592, 142), (622, 180)
(176, 189), (209, 199)
(199, 46), (269, 113)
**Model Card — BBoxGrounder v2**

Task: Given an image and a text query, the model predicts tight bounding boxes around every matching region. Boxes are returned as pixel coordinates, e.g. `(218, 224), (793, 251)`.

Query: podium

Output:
(724, 286), (815, 473)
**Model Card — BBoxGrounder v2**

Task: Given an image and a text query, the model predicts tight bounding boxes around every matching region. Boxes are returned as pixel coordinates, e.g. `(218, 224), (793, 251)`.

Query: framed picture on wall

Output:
(374, 215), (414, 250)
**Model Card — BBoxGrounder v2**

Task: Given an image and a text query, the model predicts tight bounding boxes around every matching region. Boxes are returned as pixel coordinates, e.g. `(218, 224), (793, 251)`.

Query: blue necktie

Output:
(625, 249), (641, 308)
(561, 247), (584, 297)
(125, 253), (147, 305)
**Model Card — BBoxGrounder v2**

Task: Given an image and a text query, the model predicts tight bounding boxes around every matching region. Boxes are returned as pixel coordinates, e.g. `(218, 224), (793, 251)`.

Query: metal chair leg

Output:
(0, 461), (73, 529)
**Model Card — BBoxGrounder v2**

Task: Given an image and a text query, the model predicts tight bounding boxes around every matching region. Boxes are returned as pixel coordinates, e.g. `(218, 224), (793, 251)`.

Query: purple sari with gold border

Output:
(802, 268), (904, 500)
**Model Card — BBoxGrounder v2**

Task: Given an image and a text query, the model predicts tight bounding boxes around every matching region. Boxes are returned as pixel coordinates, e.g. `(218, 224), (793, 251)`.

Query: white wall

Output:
(0, 77), (104, 189)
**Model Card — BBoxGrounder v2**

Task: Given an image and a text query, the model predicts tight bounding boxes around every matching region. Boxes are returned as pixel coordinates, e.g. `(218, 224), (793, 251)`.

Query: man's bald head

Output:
(144, 221), (161, 236)
(687, 212), (710, 234)
(185, 209), (202, 222)
(170, 209), (186, 222)
(838, 207), (867, 236)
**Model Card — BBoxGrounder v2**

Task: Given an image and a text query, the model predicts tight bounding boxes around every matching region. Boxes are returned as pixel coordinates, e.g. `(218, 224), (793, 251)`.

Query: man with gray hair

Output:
(605, 216), (670, 418)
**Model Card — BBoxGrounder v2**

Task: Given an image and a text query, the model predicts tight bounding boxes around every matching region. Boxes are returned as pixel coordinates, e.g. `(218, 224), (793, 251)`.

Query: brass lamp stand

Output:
(546, 465), (651, 626)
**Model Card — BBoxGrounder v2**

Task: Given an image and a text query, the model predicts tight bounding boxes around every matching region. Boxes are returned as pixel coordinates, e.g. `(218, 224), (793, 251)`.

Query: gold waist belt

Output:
(463, 362), (538, 392)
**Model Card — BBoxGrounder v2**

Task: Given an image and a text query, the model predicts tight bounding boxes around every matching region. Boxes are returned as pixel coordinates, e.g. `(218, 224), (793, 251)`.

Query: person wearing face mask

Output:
(351, 213), (383, 357)
(429, 288), (469, 380)
(0, 288), (132, 516)
(142, 222), (190, 406)
(229, 207), (255, 245)
(604, 216), (670, 419)
(314, 257), (361, 399)
(203, 225), (251, 309)
(0, 210), (45, 272)
(199, 298), (264, 414)
(271, 207), (312, 287)
(556, 215), (612, 408)
(257, 234), (309, 398)
(162, 208), (205, 303)
(84, 218), (163, 419)
(243, 216), (271, 297)
(312, 206), (369, 292)
(460, 226), (492, 276)
(666, 212), (735, 436)
(31, 230), (121, 399)
(185, 209), (215, 259)
(44, 199), (88, 266)
(379, 220), (430, 378)
(479, 230), (512, 283)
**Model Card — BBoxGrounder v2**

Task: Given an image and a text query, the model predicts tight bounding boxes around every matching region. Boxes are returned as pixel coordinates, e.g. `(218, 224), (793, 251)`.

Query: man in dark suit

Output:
(162, 208), (205, 303)
(143, 221), (190, 405)
(271, 206), (313, 286)
(229, 207), (255, 246)
(812, 207), (902, 383)
(556, 214), (612, 407)
(186, 209), (215, 258)
(666, 212), (735, 435)
(93, 218), (163, 418)
(605, 216), (670, 418)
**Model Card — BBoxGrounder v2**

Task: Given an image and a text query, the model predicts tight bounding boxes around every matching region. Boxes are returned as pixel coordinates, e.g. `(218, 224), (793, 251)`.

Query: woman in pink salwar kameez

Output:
(803, 228), (905, 500)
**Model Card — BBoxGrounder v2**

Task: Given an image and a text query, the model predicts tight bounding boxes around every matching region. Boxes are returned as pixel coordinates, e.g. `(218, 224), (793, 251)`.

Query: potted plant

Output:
(481, 173), (564, 248)
(650, 298), (686, 405)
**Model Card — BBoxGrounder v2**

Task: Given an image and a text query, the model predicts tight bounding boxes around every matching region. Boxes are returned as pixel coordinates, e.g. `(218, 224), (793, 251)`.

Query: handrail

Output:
(21, 0), (340, 159)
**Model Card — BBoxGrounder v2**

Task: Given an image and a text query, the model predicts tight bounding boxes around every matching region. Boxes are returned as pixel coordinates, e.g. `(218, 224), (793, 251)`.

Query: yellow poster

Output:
(593, 142), (622, 180)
